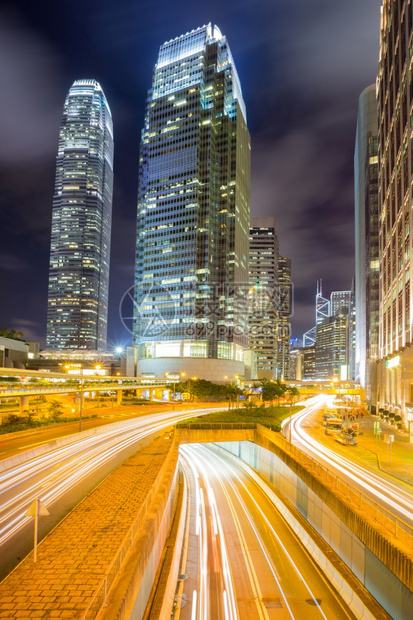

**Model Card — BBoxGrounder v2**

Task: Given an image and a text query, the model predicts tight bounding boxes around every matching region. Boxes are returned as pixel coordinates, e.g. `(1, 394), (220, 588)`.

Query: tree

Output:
(259, 378), (286, 405)
(285, 386), (300, 405)
(175, 379), (230, 402)
(48, 400), (64, 421)
(225, 384), (244, 410)
(0, 328), (25, 341)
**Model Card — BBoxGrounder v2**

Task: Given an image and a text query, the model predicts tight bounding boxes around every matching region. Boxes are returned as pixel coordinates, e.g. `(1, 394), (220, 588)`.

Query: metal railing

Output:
(177, 422), (257, 430)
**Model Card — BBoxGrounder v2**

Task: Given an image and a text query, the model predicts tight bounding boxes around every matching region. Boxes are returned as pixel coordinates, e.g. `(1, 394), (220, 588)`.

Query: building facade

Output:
(315, 309), (349, 381)
(46, 80), (114, 351)
(0, 337), (29, 369)
(248, 218), (279, 379)
(277, 256), (292, 379)
(377, 1), (413, 427)
(330, 290), (351, 317)
(133, 25), (250, 380)
(354, 84), (379, 403)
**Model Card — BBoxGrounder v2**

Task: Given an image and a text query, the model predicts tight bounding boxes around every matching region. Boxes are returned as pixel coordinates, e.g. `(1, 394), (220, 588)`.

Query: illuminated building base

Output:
(376, 348), (413, 431)
(137, 357), (245, 383)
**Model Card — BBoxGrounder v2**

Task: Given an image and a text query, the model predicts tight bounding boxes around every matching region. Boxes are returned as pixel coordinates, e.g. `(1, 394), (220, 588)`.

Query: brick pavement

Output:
(0, 432), (177, 619)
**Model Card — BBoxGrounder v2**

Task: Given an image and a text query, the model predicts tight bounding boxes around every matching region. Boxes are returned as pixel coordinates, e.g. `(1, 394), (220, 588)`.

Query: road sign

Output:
(373, 421), (381, 435)
(25, 499), (49, 517)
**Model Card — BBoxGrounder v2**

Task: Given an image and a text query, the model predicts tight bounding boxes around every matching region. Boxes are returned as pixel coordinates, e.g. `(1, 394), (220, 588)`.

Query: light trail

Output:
(0, 408), (215, 556)
(287, 396), (413, 525)
(179, 444), (353, 620)
(180, 447), (239, 620)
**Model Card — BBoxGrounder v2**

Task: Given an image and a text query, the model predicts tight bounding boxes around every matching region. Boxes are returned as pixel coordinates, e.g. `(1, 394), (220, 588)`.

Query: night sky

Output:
(0, 0), (380, 349)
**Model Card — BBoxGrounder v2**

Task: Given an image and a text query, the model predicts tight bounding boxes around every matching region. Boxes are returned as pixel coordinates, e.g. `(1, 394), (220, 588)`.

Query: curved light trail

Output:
(178, 443), (355, 620)
(285, 396), (413, 527)
(0, 409), (215, 562)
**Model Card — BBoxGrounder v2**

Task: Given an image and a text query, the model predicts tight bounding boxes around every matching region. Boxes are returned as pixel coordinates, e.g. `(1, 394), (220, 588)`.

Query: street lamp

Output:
(79, 368), (84, 433)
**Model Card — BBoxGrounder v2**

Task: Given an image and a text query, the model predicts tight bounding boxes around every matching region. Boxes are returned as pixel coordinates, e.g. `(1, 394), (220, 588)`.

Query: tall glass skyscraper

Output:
(134, 25), (250, 380)
(46, 80), (114, 351)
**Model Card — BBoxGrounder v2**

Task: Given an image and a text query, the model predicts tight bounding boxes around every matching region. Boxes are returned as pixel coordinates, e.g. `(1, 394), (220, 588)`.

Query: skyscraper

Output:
(277, 256), (292, 379)
(133, 25), (250, 380)
(330, 290), (351, 317)
(315, 308), (349, 380)
(377, 1), (413, 425)
(248, 218), (279, 379)
(354, 84), (379, 400)
(46, 80), (114, 351)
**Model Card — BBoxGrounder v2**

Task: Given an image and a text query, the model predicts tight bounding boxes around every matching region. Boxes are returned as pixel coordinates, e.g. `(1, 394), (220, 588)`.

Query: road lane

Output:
(286, 396), (413, 528)
(0, 407), (214, 580)
(176, 443), (357, 620)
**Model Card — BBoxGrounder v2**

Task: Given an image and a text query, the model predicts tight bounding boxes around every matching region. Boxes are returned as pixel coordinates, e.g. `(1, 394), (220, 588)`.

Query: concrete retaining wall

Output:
(215, 430), (413, 620)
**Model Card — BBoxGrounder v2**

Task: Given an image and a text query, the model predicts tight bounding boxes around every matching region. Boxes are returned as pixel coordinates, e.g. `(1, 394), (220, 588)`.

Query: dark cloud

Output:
(0, 9), (63, 164)
(0, 0), (380, 345)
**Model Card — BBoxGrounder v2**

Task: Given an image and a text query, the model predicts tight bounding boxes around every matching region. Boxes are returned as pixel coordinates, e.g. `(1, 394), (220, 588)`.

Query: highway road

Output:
(176, 443), (357, 620)
(0, 407), (213, 581)
(286, 395), (413, 530)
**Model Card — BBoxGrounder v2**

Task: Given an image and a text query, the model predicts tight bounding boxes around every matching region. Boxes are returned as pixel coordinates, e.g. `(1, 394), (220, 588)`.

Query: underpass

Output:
(0, 398), (409, 619)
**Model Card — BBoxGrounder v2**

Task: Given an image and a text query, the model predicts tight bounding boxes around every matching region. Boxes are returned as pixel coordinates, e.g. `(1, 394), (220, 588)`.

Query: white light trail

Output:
(181, 443), (346, 620)
(0, 409), (217, 551)
(289, 398), (413, 525)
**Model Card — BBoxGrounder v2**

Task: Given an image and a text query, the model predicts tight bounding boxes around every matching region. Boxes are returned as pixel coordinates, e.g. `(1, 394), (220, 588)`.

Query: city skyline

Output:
(0, 0), (380, 347)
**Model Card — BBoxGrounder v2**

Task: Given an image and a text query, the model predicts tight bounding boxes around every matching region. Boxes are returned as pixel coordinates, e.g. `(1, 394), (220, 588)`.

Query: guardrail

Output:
(257, 424), (413, 545)
(177, 422), (257, 429)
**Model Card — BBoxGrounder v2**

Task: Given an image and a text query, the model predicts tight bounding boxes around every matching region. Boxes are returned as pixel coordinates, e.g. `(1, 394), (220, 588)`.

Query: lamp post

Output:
(79, 368), (84, 433)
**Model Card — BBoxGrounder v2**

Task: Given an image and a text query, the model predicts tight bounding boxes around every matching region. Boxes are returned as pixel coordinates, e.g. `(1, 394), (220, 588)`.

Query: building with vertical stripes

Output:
(133, 25), (250, 381)
(46, 80), (114, 351)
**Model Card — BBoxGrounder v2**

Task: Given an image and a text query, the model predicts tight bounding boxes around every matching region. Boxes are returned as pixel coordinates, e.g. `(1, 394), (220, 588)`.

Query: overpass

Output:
(0, 422), (409, 619)
(0, 367), (174, 413)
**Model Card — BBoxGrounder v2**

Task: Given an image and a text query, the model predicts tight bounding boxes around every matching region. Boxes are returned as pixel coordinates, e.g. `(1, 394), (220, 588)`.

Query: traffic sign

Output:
(25, 499), (49, 517)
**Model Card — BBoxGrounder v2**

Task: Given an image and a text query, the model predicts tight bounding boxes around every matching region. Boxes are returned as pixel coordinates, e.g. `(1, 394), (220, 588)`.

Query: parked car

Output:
(335, 433), (357, 446)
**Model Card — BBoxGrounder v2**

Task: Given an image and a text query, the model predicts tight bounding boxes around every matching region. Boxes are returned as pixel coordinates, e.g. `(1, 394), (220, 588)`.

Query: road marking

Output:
(18, 440), (55, 449)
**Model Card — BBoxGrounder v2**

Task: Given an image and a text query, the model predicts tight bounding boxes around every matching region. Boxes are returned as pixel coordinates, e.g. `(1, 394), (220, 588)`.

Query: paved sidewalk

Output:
(0, 432), (176, 619)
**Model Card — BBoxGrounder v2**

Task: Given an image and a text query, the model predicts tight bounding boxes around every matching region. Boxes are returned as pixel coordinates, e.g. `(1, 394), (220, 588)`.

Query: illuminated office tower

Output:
(377, 1), (413, 423)
(330, 290), (351, 317)
(276, 256), (292, 379)
(46, 80), (114, 350)
(134, 25), (250, 380)
(354, 84), (379, 400)
(248, 218), (279, 379)
(315, 308), (349, 380)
